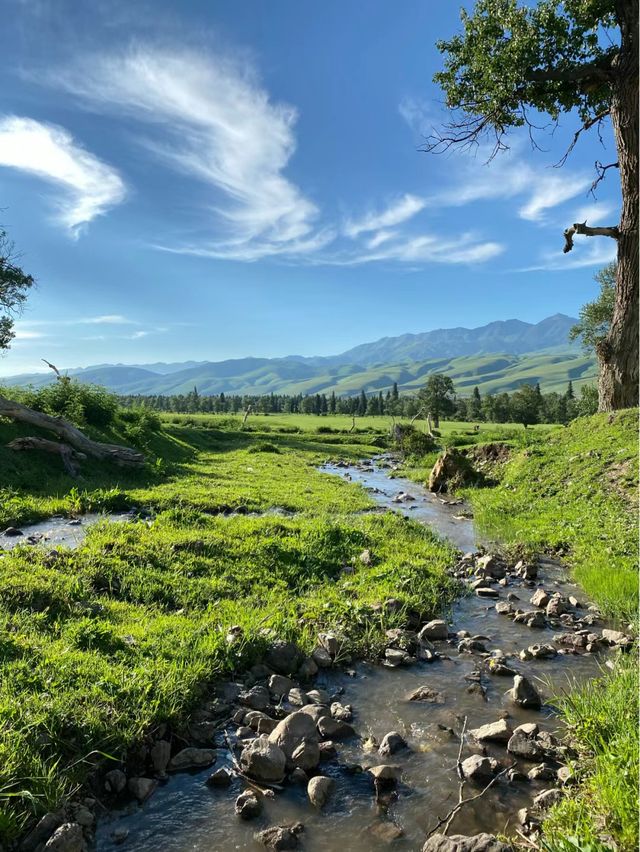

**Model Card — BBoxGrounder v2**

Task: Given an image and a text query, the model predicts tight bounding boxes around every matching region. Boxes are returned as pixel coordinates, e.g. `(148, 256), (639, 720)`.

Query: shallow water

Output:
(0, 512), (135, 551)
(95, 457), (606, 851)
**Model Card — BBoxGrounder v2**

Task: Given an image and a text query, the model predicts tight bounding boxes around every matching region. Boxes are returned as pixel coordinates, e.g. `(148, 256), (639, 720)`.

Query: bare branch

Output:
(563, 221), (620, 253)
(554, 110), (610, 167)
(41, 358), (63, 380)
(589, 160), (619, 196)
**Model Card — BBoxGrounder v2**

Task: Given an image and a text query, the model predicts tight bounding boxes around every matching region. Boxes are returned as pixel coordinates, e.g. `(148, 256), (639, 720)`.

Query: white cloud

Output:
(325, 232), (504, 266)
(81, 314), (134, 325)
(366, 229), (397, 249)
(129, 330), (149, 339)
(570, 201), (619, 226)
(12, 329), (46, 340)
(519, 239), (617, 272)
(49, 46), (325, 260)
(518, 173), (591, 222)
(344, 194), (426, 238)
(0, 116), (126, 235)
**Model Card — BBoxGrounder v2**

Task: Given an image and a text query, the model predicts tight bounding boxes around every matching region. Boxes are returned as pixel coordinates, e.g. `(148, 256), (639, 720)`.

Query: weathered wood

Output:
(563, 220), (619, 253)
(7, 436), (86, 476)
(0, 394), (145, 467)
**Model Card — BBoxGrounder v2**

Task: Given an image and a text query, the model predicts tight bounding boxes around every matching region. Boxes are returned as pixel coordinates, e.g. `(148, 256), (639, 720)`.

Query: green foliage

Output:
(434, 0), (616, 149)
(7, 380), (119, 428)
(417, 373), (456, 424)
(543, 656), (639, 851)
(570, 263), (616, 355)
(392, 423), (437, 458)
(0, 230), (34, 350)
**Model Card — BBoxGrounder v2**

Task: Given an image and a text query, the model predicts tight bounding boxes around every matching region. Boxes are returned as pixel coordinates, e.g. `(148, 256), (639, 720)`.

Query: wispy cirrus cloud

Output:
(81, 314), (136, 325)
(344, 194), (426, 238)
(45, 45), (329, 261)
(0, 115), (126, 235)
(518, 239), (617, 272)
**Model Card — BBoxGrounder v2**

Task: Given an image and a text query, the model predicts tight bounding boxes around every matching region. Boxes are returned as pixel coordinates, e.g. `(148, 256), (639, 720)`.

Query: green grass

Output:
(454, 409), (638, 851)
(0, 417), (457, 841)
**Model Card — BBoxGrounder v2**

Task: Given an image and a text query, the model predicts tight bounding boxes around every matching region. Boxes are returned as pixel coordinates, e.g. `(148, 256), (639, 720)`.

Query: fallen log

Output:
(0, 394), (145, 468)
(7, 436), (86, 476)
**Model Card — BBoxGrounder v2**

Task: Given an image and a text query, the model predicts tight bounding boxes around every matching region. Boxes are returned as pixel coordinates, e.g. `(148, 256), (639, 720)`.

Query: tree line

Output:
(119, 375), (597, 426)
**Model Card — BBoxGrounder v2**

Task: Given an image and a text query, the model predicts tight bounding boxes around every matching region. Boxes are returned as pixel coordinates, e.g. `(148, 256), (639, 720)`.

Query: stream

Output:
(92, 456), (608, 851)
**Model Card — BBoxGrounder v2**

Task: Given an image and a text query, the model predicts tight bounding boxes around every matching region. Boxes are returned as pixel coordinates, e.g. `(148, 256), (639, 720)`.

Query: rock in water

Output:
(460, 755), (497, 782)
(507, 729), (543, 760)
(235, 790), (262, 820)
(422, 834), (509, 852)
(418, 619), (449, 640)
(428, 450), (474, 493)
(379, 731), (408, 756)
(257, 823), (304, 850)
(240, 736), (286, 782)
(307, 775), (334, 807)
(469, 719), (512, 743)
(506, 674), (542, 709)
(167, 747), (216, 772)
(43, 823), (84, 852)
(269, 711), (320, 770)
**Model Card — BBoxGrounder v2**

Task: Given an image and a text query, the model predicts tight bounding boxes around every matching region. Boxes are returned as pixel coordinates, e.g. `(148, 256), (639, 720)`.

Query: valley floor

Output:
(0, 412), (636, 849)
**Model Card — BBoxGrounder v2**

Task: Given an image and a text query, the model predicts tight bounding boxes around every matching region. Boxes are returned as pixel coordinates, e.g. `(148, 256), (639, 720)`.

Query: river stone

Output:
(206, 767), (232, 787)
(469, 719), (512, 743)
(297, 704), (330, 722)
(257, 823), (304, 850)
(476, 554), (506, 579)
(533, 788), (562, 809)
(367, 764), (401, 785)
(311, 646), (333, 668)
(318, 740), (338, 760)
(318, 632), (340, 656)
(43, 823), (84, 852)
(530, 589), (550, 608)
(379, 731), (408, 756)
(21, 812), (64, 852)
(458, 638), (487, 654)
(297, 656), (319, 680)
(494, 601), (513, 615)
(240, 685), (271, 711)
(287, 688), (309, 707)
(419, 620), (448, 640)
(601, 628), (629, 645)
(240, 736), (286, 782)
(269, 712), (319, 761)
(528, 762), (557, 781)
(475, 587), (499, 598)
(330, 701), (353, 721)
(487, 659), (516, 676)
(423, 834), (509, 852)
(461, 755), (497, 782)
(307, 775), (334, 807)
(104, 769), (127, 794)
(291, 739), (321, 771)
(507, 675), (542, 709)
(245, 710), (272, 730)
(527, 643), (557, 659)
(546, 595), (567, 617)
(128, 777), (157, 803)
(168, 747), (216, 772)
(265, 641), (303, 675)
(235, 789), (262, 820)
(507, 730), (543, 760)
(269, 674), (296, 696)
(306, 688), (330, 705)
(408, 685), (445, 703)
(317, 716), (354, 739)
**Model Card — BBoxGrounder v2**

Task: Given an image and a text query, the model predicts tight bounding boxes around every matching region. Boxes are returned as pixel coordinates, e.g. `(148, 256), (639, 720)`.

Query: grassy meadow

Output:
(0, 413), (462, 840)
(0, 408), (636, 848)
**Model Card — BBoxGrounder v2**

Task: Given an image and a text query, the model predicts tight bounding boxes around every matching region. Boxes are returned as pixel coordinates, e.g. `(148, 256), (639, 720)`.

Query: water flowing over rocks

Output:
(90, 456), (620, 852)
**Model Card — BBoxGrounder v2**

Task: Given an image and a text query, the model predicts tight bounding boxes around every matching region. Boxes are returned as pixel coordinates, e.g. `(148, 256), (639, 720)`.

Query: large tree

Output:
(1, 229), (34, 349)
(418, 373), (456, 426)
(430, 0), (638, 411)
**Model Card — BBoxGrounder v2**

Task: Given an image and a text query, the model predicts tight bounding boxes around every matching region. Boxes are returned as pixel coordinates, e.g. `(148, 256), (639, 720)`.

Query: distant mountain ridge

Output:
(2, 313), (593, 397)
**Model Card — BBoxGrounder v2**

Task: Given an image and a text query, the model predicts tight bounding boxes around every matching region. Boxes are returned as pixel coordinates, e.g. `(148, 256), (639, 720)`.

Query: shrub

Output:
(392, 423), (436, 458)
(248, 441), (281, 454)
(9, 380), (119, 428)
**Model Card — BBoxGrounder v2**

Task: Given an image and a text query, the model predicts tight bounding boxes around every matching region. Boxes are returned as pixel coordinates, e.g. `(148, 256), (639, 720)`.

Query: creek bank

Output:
(26, 456), (632, 852)
(0, 510), (146, 551)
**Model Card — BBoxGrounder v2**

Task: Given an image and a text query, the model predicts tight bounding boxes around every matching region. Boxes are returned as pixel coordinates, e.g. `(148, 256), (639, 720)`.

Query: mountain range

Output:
(2, 313), (596, 397)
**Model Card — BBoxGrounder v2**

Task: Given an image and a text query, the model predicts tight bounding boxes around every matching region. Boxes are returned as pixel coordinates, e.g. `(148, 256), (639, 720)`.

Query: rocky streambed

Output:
(25, 457), (633, 852)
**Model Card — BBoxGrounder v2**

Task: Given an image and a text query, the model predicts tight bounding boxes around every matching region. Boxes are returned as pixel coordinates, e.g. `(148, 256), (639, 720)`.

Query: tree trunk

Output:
(0, 395), (145, 467)
(599, 0), (639, 410)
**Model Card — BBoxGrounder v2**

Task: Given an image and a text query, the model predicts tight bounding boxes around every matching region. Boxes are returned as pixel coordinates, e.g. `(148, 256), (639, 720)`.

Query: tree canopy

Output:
(0, 229), (34, 350)
(569, 262), (616, 353)
(431, 0), (638, 411)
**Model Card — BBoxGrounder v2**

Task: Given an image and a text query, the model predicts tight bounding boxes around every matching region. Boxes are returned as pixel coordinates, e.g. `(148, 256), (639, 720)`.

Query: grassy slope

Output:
(0, 419), (459, 841)
(464, 410), (638, 850)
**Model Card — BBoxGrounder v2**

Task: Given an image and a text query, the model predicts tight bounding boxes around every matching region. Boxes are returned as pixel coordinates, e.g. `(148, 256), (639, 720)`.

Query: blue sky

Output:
(0, 0), (620, 375)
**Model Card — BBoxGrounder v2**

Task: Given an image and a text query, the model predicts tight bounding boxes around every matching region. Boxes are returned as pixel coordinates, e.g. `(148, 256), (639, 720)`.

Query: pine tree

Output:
(565, 380), (574, 400)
